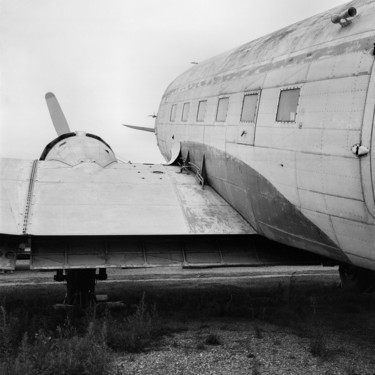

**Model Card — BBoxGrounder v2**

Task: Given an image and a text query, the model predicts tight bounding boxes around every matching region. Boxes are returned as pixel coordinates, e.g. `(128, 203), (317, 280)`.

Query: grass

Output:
(0, 294), (171, 374)
(195, 333), (221, 351)
(254, 323), (263, 339)
(204, 333), (221, 346)
(106, 293), (158, 353)
(196, 341), (206, 351)
(252, 357), (262, 375)
(0, 319), (112, 375)
(309, 328), (328, 358)
(0, 292), (195, 374)
(1, 273), (375, 373)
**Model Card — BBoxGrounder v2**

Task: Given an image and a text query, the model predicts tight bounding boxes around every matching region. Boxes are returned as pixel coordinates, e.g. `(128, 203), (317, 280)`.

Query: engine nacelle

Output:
(40, 131), (117, 167)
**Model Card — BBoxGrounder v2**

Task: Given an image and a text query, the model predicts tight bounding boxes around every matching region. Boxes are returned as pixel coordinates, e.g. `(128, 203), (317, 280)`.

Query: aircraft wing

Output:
(1, 158), (325, 271)
(0, 158), (254, 236)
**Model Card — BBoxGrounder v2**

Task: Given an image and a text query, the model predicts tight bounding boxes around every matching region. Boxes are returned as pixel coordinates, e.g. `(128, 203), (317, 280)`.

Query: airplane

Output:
(1, 0), (375, 305)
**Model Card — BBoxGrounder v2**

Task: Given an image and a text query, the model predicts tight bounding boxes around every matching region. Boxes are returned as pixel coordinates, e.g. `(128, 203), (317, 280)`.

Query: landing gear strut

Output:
(339, 265), (375, 293)
(54, 268), (107, 307)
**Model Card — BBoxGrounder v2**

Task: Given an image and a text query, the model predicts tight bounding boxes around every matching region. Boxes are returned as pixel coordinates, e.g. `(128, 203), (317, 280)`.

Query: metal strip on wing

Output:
(162, 164), (192, 232)
(22, 160), (38, 235)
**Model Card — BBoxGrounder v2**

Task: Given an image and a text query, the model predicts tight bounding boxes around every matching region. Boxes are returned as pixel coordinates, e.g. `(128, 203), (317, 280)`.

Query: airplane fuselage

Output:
(1, 0), (375, 301)
(155, 0), (375, 271)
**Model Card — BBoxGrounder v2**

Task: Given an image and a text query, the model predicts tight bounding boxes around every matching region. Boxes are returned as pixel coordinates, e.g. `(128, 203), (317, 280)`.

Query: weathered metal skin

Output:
(156, 0), (375, 270)
(179, 141), (349, 264)
(0, 159), (255, 237)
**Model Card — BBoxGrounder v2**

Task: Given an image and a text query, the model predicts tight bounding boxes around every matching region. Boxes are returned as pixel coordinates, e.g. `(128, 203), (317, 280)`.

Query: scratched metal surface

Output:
(24, 161), (254, 236)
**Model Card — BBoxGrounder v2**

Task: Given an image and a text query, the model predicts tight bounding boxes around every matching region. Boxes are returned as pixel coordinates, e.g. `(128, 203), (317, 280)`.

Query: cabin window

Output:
(182, 102), (190, 122)
(276, 88), (300, 122)
(170, 104), (177, 122)
(241, 93), (259, 123)
(196, 100), (207, 122)
(216, 97), (229, 122)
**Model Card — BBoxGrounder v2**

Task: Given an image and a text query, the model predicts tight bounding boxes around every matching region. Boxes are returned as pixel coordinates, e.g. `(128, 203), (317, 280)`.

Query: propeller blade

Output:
(122, 124), (155, 133)
(45, 92), (71, 136)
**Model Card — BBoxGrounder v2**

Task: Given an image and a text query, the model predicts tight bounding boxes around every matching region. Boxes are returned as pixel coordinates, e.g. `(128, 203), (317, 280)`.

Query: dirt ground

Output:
(1, 264), (375, 374)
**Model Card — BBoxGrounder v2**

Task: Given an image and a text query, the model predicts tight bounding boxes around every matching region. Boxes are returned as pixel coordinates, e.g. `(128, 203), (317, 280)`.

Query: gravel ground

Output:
(1, 264), (375, 375)
(114, 320), (375, 375)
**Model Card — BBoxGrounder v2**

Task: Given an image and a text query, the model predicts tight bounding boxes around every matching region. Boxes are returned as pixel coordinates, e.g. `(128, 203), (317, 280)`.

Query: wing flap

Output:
(30, 234), (324, 270)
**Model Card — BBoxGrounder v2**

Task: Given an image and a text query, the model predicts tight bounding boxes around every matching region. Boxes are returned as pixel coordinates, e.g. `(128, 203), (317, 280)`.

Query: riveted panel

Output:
(204, 125), (226, 151)
(0, 158), (34, 235)
(331, 217), (375, 263)
(296, 154), (363, 200)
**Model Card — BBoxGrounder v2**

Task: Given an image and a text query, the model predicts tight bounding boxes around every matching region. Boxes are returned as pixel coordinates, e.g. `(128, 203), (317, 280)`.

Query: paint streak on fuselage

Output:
(182, 141), (348, 264)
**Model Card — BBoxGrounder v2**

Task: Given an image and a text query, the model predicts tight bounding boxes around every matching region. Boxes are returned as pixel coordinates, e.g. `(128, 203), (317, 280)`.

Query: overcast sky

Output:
(0, 0), (345, 163)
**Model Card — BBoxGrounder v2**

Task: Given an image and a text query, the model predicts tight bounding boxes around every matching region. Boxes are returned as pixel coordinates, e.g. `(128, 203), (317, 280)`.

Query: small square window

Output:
(240, 93), (259, 123)
(197, 100), (207, 122)
(170, 104), (177, 122)
(216, 97), (229, 122)
(182, 102), (190, 122)
(276, 88), (300, 122)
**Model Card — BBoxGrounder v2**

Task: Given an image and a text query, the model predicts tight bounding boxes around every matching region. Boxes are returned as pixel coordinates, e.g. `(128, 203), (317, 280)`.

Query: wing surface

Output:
(0, 159), (34, 235)
(0, 159), (255, 236)
(1, 158), (327, 272)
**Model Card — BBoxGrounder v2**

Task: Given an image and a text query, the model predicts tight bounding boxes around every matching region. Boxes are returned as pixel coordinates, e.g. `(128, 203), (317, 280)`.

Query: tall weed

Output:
(0, 303), (112, 375)
(106, 293), (158, 352)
